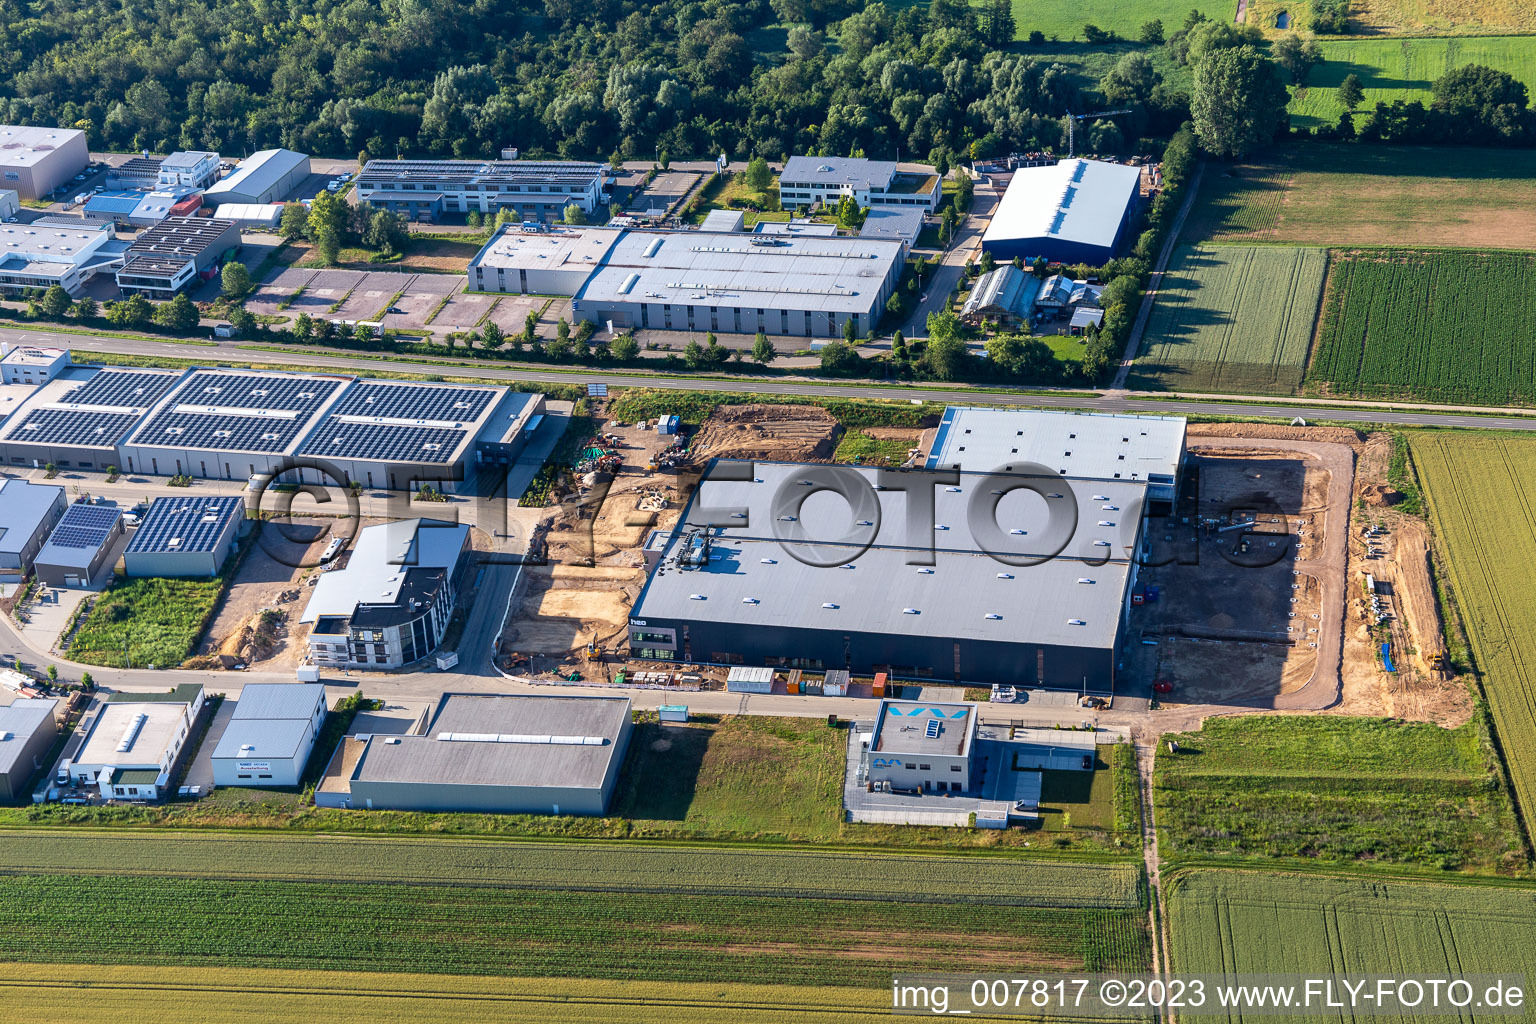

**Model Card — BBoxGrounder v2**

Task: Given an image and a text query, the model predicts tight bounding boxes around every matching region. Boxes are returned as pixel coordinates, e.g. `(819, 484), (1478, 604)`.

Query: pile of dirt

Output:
(1359, 484), (1402, 507)
(690, 403), (839, 461)
(1187, 422), (1364, 447)
(213, 608), (286, 669)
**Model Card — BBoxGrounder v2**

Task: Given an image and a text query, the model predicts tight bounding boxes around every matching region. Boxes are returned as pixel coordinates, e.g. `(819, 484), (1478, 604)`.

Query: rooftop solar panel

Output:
(297, 422), (466, 464)
(170, 371), (344, 412)
(328, 382), (497, 423)
(132, 410), (308, 452)
(58, 370), (180, 410)
(124, 495), (245, 555)
(6, 408), (142, 447)
(46, 503), (122, 549)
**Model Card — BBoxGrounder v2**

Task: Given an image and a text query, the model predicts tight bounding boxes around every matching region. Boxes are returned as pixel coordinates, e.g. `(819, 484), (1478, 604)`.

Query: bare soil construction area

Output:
(689, 404), (840, 462)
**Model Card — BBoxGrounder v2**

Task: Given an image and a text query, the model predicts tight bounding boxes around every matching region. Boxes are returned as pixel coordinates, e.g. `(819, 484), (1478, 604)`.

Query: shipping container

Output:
(726, 665), (775, 693)
(872, 671), (887, 698)
(824, 669), (850, 697)
(787, 680), (800, 695)
(658, 705), (689, 722)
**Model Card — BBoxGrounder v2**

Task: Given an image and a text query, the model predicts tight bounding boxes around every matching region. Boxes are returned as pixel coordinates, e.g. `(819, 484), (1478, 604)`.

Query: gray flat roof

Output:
(75, 701), (187, 770)
(0, 479), (63, 557)
(352, 693), (630, 790)
(858, 207), (925, 241)
(203, 149), (307, 200)
(230, 683), (325, 721)
(357, 159), (602, 189)
(0, 125), (84, 168)
(633, 459), (1144, 650)
(926, 408), (1185, 483)
(872, 700), (975, 757)
(781, 156), (897, 190)
(126, 216), (236, 259)
(984, 159), (1140, 249)
(212, 717), (312, 760)
(0, 697), (57, 776)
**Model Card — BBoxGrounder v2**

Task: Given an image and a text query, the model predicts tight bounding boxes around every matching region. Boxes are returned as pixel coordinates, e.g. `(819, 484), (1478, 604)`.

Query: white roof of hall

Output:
(983, 159), (1141, 249)
(470, 227), (624, 272)
(926, 408), (1185, 482)
(301, 518), (468, 622)
(634, 460), (1145, 650)
(0, 125), (84, 167)
(575, 228), (903, 315)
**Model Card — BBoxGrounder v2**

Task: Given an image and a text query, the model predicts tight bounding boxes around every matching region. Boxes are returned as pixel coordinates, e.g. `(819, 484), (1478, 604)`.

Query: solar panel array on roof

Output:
(59, 370), (179, 409)
(47, 503), (121, 548)
(328, 382), (496, 422)
(132, 410), (307, 452)
(11, 409), (141, 446)
(171, 371), (343, 411)
(125, 495), (245, 555)
(298, 422), (464, 464)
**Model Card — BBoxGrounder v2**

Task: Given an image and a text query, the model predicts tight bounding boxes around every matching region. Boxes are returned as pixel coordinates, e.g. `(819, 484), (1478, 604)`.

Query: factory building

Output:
(0, 479), (67, 582)
(300, 518), (470, 669)
(83, 187), (203, 229)
(122, 495), (246, 578)
(115, 217), (241, 296)
(981, 159), (1142, 266)
(354, 159), (605, 222)
(0, 220), (128, 297)
(778, 157), (942, 213)
(0, 697), (59, 801)
(468, 225), (905, 338)
(318, 693), (633, 815)
(857, 207), (926, 251)
(0, 365), (185, 470)
(119, 367), (353, 482)
(202, 149), (310, 206)
(0, 125), (89, 200)
(211, 683), (327, 787)
(630, 411), (1185, 690)
(69, 685), (205, 800)
(959, 265), (1036, 328)
(33, 501), (125, 588)
(106, 157), (164, 191)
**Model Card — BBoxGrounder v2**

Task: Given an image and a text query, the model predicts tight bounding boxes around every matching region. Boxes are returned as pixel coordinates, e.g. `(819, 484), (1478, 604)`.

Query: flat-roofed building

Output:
(778, 156), (942, 213)
(158, 151), (221, 190)
(468, 225), (905, 338)
(0, 345), (70, 387)
(0, 696), (60, 801)
(322, 693), (633, 814)
(211, 683), (326, 787)
(122, 495), (246, 578)
(0, 220), (126, 297)
(119, 367), (353, 482)
(70, 685), (205, 800)
(0, 365), (184, 471)
(115, 216), (240, 296)
(866, 699), (979, 794)
(33, 501), (124, 588)
(202, 149), (310, 206)
(858, 207), (925, 251)
(106, 157), (164, 190)
(355, 159), (604, 223)
(0, 479), (67, 582)
(0, 125), (89, 200)
(300, 518), (470, 669)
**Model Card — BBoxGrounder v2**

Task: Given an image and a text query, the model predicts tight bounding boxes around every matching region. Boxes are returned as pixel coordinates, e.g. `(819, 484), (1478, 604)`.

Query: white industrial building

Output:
(202, 149), (310, 206)
(213, 203), (283, 229)
(301, 518), (470, 669)
(68, 685), (205, 800)
(354, 159), (605, 222)
(0, 479), (67, 582)
(316, 693), (633, 814)
(858, 207), (926, 250)
(0, 696), (59, 801)
(866, 699), (979, 794)
(0, 125), (89, 200)
(0, 220), (128, 296)
(0, 345), (70, 386)
(778, 156), (942, 213)
(981, 158), (1142, 266)
(0, 365), (186, 471)
(211, 683), (327, 787)
(157, 151), (221, 190)
(468, 225), (905, 338)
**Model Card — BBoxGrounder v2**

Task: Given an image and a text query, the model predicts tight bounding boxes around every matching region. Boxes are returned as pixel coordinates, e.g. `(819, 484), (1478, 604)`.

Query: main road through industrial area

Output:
(4, 320), (1536, 732)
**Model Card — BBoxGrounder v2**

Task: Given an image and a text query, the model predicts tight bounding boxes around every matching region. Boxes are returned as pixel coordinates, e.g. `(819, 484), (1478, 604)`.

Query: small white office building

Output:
(211, 683), (327, 787)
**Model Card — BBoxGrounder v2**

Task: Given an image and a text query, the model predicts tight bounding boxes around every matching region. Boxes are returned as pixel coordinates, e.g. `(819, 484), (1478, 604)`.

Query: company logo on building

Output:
(236, 761), (271, 772)
(871, 758), (904, 769)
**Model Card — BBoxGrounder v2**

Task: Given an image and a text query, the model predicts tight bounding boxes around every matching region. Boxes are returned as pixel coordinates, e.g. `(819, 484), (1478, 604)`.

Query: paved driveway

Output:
(183, 694), (236, 792)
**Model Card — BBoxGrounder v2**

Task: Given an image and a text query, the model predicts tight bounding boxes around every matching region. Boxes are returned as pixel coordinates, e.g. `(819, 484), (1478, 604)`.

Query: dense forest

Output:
(0, 0), (1193, 161)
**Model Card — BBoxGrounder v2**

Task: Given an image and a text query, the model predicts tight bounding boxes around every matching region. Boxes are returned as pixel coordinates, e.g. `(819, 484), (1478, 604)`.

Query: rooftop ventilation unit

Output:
(1067, 618), (1086, 625)
(984, 613), (1003, 620)
(822, 602), (839, 609)
(902, 607), (919, 615)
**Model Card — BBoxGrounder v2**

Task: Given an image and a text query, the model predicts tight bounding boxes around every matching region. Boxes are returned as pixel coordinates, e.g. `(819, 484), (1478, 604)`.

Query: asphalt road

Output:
(14, 324), (1536, 433)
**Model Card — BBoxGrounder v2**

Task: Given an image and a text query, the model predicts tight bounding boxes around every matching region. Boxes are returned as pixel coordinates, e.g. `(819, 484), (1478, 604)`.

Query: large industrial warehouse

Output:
(0, 364), (542, 492)
(468, 225), (905, 338)
(0, 125), (89, 200)
(981, 158), (1142, 266)
(629, 410), (1187, 690)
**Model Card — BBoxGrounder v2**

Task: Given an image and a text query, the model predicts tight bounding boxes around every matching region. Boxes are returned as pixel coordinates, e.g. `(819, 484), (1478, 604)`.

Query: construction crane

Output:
(1064, 109), (1133, 158)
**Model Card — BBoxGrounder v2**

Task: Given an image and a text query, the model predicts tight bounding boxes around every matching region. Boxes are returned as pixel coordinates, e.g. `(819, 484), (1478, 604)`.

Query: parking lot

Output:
(331, 271), (414, 321)
(388, 274), (460, 330)
(430, 287), (495, 332)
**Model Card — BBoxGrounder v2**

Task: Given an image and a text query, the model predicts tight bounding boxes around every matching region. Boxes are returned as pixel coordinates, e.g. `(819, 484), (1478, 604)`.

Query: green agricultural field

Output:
(1007, 0), (1225, 41)
(1412, 433), (1536, 827)
(1307, 250), (1536, 406)
(1129, 245), (1327, 395)
(1168, 869), (1536, 1009)
(1290, 36), (1536, 129)
(0, 966), (901, 1024)
(68, 576), (225, 668)
(1155, 716), (1526, 872)
(1182, 144), (1536, 250)
(0, 872), (1151, 985)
